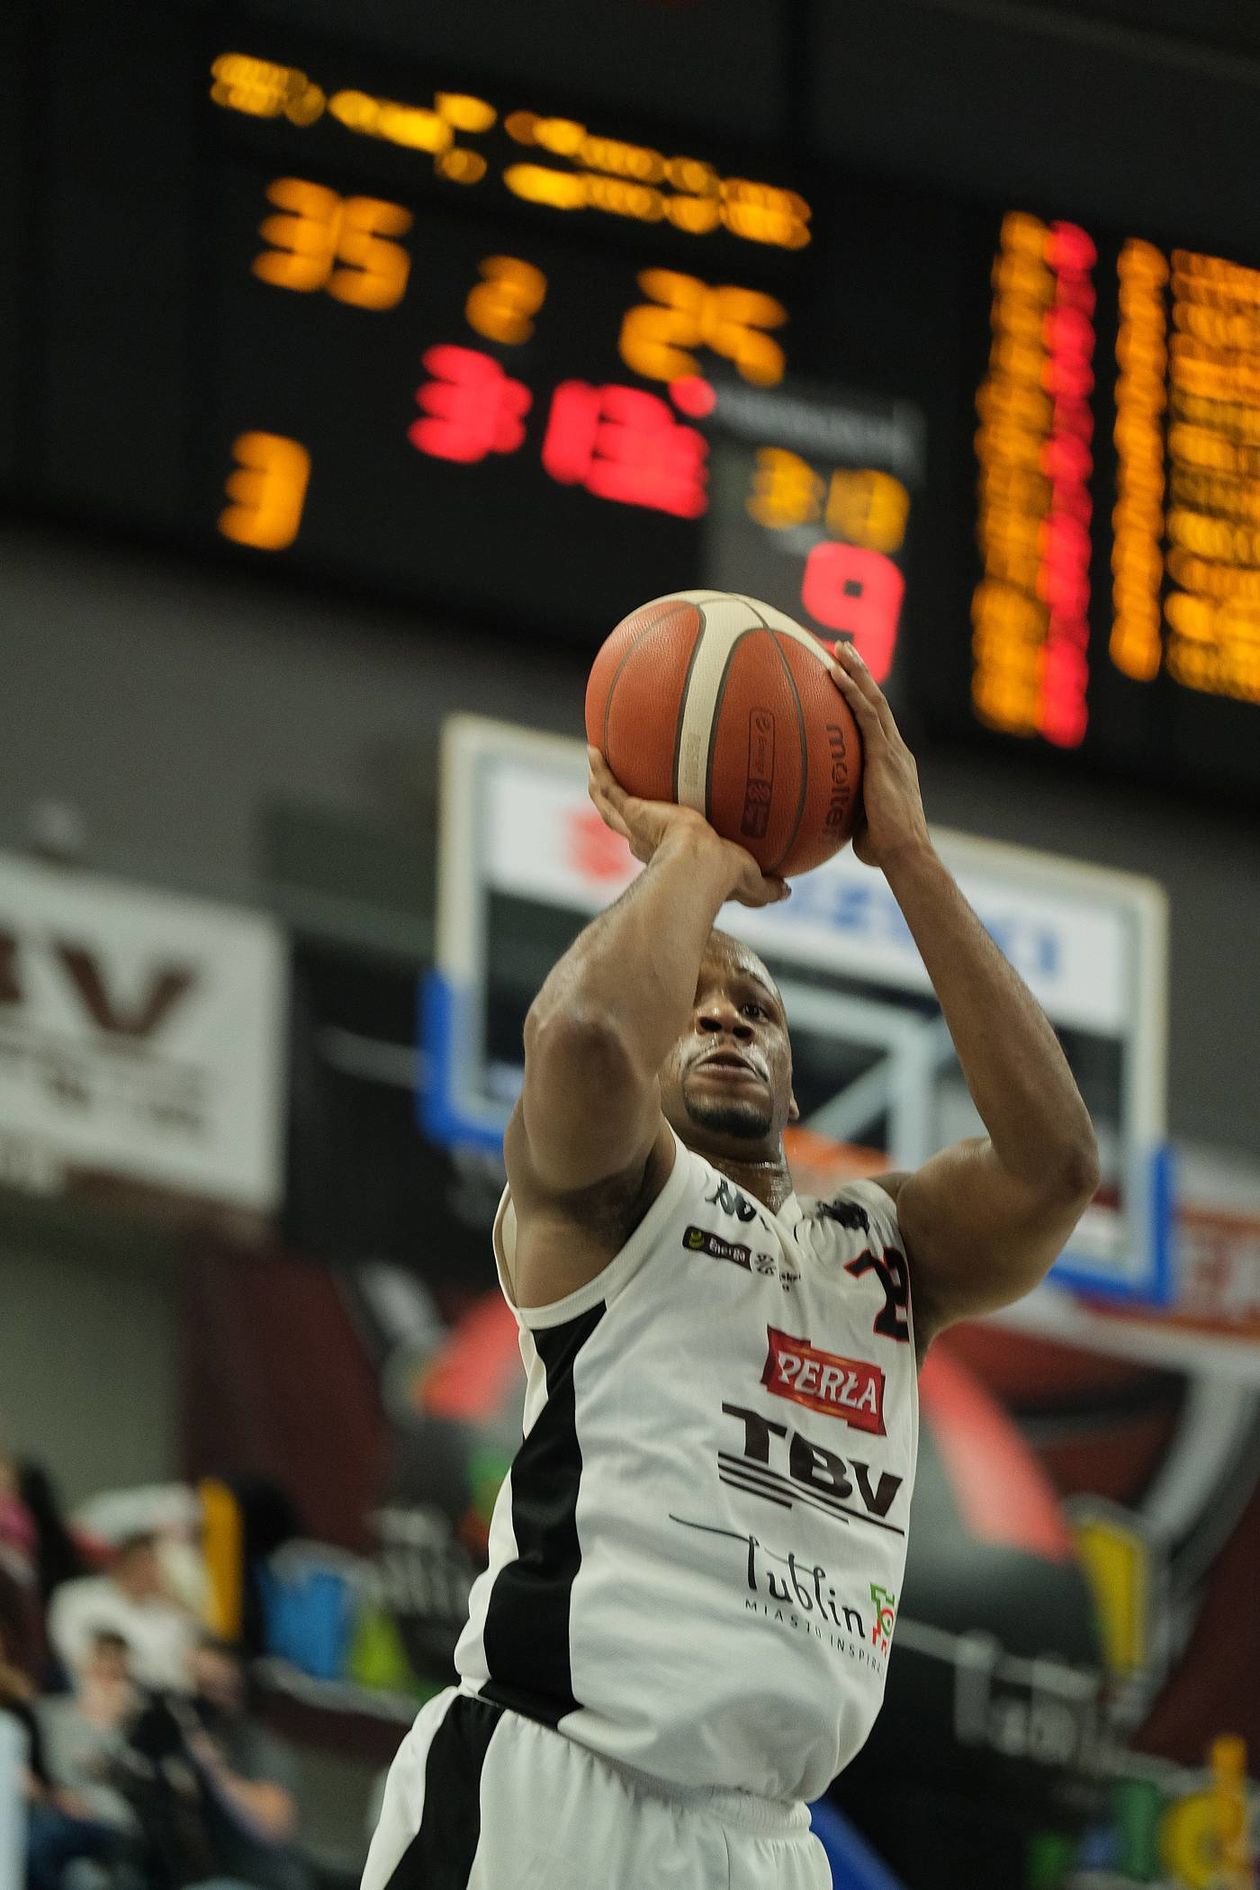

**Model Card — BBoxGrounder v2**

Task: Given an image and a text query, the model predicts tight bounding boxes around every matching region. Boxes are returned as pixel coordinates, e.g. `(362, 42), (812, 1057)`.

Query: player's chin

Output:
(683, 1091), (773, 1140)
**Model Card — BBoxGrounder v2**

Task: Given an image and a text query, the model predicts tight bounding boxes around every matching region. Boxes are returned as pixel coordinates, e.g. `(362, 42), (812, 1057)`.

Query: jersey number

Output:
(845, 1248), (911, 1344)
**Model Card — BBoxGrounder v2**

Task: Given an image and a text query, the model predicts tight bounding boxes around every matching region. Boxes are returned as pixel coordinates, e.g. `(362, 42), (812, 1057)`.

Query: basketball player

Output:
(363, 641), (1099, 1889)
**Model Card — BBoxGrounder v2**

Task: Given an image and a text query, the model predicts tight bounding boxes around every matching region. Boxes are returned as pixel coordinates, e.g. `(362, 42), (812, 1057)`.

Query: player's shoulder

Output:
(798, 1174), (904, 1248)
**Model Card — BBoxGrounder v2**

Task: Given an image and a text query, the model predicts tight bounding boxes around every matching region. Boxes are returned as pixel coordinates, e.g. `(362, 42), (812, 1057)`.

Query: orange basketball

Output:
(585, 590), (863, 877)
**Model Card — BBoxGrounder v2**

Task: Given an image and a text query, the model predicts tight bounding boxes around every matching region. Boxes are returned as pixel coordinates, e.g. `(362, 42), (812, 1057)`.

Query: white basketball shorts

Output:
(362, 1686), (832, 1890)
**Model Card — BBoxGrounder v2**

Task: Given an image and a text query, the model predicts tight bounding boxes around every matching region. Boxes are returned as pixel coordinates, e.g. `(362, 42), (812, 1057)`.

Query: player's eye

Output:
(742, 1002), (765, 1020)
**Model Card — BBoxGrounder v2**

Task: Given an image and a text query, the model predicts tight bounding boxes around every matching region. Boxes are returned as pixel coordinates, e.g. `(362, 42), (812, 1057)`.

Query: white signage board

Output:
(0, 854), (287, 1213)
(478, 752), (1150, 1035)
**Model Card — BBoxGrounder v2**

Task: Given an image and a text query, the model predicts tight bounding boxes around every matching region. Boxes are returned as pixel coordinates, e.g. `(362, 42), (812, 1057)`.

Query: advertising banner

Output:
(0, 853), (286, 1217)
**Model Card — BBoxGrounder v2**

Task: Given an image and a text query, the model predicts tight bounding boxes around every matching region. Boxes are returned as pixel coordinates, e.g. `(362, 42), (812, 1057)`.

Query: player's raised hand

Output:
(827, 642), (931, 871)
(587, 748), (790, 908)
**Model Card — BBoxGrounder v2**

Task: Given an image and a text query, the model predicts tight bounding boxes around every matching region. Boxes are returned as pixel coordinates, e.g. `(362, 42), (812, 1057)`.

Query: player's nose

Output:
(697, 996), (753, 1040)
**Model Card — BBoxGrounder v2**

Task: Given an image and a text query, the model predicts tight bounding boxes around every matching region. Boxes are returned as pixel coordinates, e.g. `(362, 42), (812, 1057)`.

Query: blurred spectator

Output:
(49, 1534), (199, 1693)
(3, 1623), (130, 1890)
(18, 1463), (87, 1607)
(180, 1635), (309, 1890)
(117, 1636), (309, 1890)
(73, 1486), (209, 1620)
(37, 1629), (140, 1836)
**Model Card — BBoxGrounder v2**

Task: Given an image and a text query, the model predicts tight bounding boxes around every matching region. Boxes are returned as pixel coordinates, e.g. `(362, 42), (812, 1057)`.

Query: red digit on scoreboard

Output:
(800, 543), (904, 681)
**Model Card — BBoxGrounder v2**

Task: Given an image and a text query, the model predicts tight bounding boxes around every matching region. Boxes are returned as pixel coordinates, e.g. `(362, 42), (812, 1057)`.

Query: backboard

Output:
(422, 715), (1171, 1303)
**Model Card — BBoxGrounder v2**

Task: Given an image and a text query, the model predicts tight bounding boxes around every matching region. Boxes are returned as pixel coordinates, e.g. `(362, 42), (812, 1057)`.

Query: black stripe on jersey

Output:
(384, 1693), (501, 1890)
(481, 1301), (605, 1726)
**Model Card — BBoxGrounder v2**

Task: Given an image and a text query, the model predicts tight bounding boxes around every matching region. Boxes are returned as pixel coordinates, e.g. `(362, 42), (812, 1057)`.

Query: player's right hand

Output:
(587, 748), (790, 908)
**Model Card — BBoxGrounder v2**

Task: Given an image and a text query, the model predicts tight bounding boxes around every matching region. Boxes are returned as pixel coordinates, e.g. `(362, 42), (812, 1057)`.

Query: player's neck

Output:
(709, 1152), (795, 1216)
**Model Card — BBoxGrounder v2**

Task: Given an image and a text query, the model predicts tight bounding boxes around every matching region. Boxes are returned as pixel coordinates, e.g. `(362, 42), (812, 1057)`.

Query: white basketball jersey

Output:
(454, 1128), (920, 1805)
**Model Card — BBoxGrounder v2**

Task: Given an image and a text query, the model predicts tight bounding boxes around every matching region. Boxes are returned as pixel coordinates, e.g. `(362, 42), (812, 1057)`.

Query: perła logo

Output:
(761, 1327), (887, 1435)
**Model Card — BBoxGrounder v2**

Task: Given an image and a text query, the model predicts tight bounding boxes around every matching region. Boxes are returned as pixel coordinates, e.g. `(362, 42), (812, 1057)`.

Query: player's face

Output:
(659, 935), (798, 1154)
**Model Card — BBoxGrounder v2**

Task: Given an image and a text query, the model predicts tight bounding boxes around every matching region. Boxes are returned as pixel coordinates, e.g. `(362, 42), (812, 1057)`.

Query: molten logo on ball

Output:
(824, 723), (855, 830)
(742, 710), (775, 840)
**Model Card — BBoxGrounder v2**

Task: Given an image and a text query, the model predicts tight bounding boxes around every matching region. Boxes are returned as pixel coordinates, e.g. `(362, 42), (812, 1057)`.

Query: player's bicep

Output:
(895, 1136), (1089, 1332)
(512, 1009), (663, 1196)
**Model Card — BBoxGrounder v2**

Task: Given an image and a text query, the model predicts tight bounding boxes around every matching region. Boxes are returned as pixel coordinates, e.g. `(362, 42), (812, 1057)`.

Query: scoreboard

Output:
(4, 7), (1260, 803)
(959, 211), (1260, 789)
(204, 31), (933, 689)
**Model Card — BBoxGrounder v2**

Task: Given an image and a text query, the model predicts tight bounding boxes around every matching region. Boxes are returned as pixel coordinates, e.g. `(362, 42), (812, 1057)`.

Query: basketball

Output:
(585, 589), (863, 877)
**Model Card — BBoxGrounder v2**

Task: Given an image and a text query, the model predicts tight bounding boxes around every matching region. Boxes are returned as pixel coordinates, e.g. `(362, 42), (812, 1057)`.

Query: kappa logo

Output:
(684, 1225), (799, 1291)
(706, 1177), (761, 1224)
(761, 1327), (886, 1435)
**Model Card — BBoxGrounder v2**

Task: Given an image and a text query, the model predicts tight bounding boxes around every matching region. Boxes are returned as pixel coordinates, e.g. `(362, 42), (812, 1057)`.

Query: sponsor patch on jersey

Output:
(761, 1327), (887, 1435)
(684, 1225), (799, 1290)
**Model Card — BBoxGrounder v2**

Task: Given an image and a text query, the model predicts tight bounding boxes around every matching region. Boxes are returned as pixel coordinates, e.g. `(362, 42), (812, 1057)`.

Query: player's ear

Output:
(788, 1089), (800, 1124)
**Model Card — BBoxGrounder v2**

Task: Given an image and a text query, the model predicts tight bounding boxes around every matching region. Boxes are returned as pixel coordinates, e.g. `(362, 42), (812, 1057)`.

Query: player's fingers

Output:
(828, 652), (886, 743)
(596, 797), (634, 843)
(588, 767), (633, 840)
(830, 642), (896, 733)
(833, 642), (900, 741)
(587, 745), (624, 797)
(737, 871), (791, 908)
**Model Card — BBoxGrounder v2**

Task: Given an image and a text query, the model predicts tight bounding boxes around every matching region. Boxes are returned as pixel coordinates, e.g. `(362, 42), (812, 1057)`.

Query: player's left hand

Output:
(827, 641), (932, 871)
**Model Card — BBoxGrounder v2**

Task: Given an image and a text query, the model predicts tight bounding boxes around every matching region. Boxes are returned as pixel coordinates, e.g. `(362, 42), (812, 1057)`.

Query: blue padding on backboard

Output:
(808, 1798), (907, 1890)
(418, 970), (506, 1153)
(1051, 1142), (1174, 1307)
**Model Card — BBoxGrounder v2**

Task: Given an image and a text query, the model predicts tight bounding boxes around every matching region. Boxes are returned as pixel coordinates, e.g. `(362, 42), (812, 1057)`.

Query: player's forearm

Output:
(528, 827), (742, 1075)
(883, 841), (1099, 1194)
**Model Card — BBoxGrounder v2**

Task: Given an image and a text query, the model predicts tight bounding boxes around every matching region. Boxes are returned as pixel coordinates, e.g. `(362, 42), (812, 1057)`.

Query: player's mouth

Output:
(693, 1048), (764, 1081)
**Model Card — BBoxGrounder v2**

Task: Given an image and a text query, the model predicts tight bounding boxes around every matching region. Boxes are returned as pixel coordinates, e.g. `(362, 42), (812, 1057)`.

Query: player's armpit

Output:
(891, 1134), (1099, 1339)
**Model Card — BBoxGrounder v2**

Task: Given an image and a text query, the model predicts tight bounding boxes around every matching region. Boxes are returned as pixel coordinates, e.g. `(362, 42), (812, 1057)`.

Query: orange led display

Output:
(744, 450), (909, 556)
(465, 257), (548, 345)
(619, 271), (786, 386)
(212, 51), (810, 249)
(1109, 240), (1166, 682)
(502, 164), (588, 213)
(219, 433), (310, 550)
(253, 178), (412, 310)
(1161, 247), (1260, 705)
(825, 470), (909, 554)
(210, 54), (325, 125)
(972, 212), (1097, 747)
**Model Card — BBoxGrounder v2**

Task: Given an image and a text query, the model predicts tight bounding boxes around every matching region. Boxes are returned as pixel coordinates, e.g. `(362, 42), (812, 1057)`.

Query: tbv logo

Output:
(0, 933), (196, 1038)
(720, 1403), (905, 1535)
